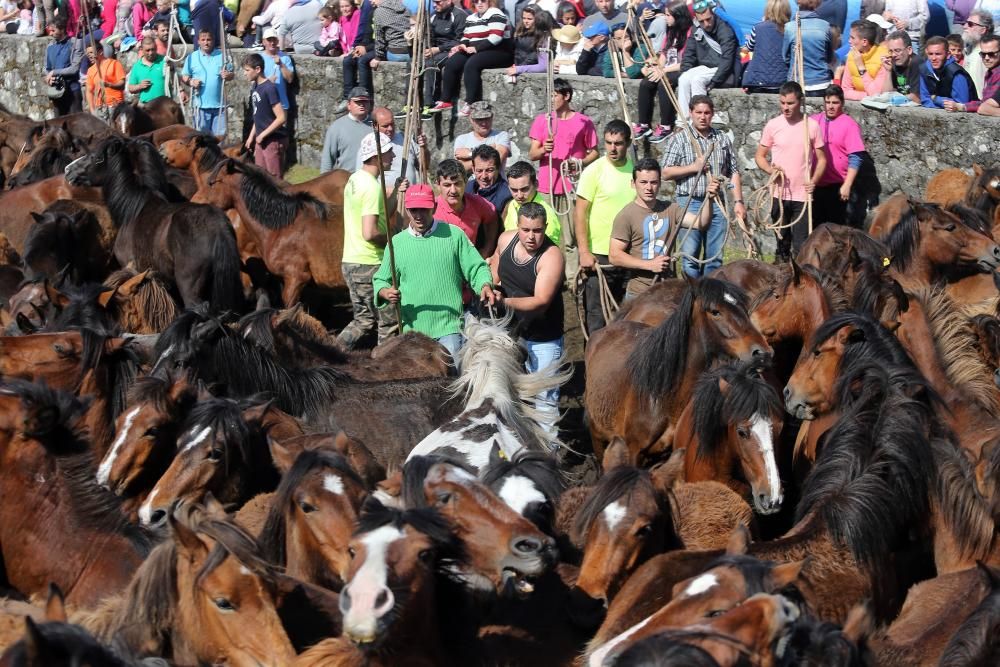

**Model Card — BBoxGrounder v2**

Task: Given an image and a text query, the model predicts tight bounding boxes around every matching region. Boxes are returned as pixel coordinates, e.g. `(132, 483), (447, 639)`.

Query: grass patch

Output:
(286, 164), (320, 184)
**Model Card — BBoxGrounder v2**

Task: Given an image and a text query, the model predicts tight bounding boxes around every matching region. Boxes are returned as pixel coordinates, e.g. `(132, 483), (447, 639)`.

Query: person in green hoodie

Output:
(374, 184), (501, 365)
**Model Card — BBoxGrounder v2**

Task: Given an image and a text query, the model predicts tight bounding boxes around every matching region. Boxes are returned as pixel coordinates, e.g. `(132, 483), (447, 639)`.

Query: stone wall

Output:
(4, 33), (999, 199)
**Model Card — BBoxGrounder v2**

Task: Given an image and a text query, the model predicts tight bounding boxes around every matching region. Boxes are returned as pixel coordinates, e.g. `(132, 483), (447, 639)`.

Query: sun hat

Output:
(865, 14), (894, 30)
(405, 184), (436, 209)
(358, 132), (394, 164)
(552, 24), (582, 44)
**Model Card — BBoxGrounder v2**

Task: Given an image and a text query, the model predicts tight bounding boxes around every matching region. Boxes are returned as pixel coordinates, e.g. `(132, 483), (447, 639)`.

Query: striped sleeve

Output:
(463, 8), (508, 50)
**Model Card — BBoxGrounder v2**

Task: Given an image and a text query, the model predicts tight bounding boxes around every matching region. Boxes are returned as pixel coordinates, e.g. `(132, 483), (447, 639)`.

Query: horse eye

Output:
(435, 492), (453, 506)
(710, 309), (721, 317)
(52, 343), (73, 357)
(206, 448), (223, 461)
(736, 428), (750, 439)
(214, 598), (235, 612)
(418, 549), (433, 563)
(144, 427), (159, 438)
(773, 293), (780, 300)
(706, 609), (725, 618)
(299, 501), (317, 514)
(348, 547), (356, 559)
(944, 224), (956, 232)
(812, 348), (821, 358)
(635, 524), (653, 537)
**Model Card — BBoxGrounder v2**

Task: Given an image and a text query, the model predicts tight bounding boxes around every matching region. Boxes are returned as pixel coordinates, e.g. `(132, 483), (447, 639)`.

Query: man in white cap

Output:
(262, 27), (295, 113)
(339, 132), (406, 349)
(321, 86), (372, 173)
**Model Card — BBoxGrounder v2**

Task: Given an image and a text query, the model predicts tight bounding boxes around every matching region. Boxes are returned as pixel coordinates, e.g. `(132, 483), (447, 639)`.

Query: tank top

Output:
(498, 236), (563, 342)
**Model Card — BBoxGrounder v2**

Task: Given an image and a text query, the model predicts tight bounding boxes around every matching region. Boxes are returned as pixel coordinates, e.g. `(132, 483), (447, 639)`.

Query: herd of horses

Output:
(0, 100), (996, 666)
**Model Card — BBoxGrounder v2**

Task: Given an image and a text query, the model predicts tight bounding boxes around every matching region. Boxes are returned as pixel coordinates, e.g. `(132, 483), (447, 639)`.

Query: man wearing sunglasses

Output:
(950, 34), (1000, 114)
(676, 0), (740, 113)
(960, 11), (993, 93)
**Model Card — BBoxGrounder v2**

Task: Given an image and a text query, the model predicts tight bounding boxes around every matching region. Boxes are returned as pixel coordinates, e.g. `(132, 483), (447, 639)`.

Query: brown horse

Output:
(6, 125), (83, 189)
(0, 380), (151, 607)
(0, 176), (106, 253)
(258, 448), (369, 590)
(76, 501), (296, 665)
(110, 98), (185, 136)
(675, 359), (785, 514)
(0, 109), (116, 182)
(584, 277), (770, 465)
(711, 259), (783, 297)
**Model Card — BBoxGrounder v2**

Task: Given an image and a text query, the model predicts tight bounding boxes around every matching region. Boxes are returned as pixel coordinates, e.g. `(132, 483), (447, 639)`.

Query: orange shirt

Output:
(85, 58), (125, 110)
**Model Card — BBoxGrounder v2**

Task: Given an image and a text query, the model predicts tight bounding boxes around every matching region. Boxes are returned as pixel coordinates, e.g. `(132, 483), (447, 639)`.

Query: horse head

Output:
(751, 261), (832, 345)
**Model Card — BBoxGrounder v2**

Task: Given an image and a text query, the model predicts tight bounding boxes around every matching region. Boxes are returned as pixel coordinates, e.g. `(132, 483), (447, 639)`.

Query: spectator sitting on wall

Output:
(313, 4), (342, 56)
(454, 101), (512, 173)
(782, 0), (833, 96)
(881, 29), (922, 103)
(252, 0), (290, 35)
(369, 0), (413, 74)
(338, 0), (374, 113)
(676, 0), (740, 115)
(962, 10), (993, 93)
(505, 4), (553, 83)
(633, 3), (691, 142)
(576, 20), (610, 76)
(467, 144), (513, 226)
(835, 19), (890, 100)
(356, 106), (427, 190)
(947, 33), (965, 64)
(422, 0), (467, 116)
(321, 86), (372, 173)
(919, 35), (979, 108)
(742, 0), (792, 94)
(44, 16), (85, 116)
(278, 0), (322, 54)
(946, 32), (999, 111)
(552, 23), (584, 74)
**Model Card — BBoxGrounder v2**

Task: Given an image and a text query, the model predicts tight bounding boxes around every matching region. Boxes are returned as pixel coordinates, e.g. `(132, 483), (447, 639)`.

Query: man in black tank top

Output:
(489, 202), (566, 438)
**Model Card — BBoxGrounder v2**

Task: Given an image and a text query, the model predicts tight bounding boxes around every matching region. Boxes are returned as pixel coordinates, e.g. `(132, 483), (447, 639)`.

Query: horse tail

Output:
(208, 227), (244, 314)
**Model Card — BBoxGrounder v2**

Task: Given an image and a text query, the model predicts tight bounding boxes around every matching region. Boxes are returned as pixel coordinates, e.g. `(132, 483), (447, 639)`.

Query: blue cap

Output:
(581, 21), (610, 38)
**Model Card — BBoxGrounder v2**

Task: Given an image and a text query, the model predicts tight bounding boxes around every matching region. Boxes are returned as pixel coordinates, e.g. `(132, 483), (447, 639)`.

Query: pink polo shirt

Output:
(811, 112), (866, 187)
(434, 192), (496, 244)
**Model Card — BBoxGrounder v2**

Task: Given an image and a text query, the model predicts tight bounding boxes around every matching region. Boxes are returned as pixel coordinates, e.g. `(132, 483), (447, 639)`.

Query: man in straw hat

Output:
(374, 184), (500, 364)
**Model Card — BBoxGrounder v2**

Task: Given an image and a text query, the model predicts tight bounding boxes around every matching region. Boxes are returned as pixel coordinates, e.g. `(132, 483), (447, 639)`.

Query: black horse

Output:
(64, 136), (242, 313)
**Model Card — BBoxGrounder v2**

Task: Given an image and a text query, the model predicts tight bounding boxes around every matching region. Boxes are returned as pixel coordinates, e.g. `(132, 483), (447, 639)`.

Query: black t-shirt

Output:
(251, 79), (285, 137)
(891, 59), (922, 97)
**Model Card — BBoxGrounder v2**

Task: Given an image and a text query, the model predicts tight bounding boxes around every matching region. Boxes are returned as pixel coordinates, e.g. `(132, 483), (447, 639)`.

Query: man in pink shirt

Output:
(755, 81), (827, 261)
(527, 78), (599, 255)
(434, 158), (498, 258)
(811, 84), (878, 228)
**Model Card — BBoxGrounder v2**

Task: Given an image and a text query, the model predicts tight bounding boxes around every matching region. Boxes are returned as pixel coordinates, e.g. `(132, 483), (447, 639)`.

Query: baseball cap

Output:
(348, 86), (371, 101)
(865, 14), (894, 30)
(468, 101), (494, 120)
(262, 27), (279, 41)
(405, 184), (436, 210)
(358, 132), (394, 164)
(581, 21), (609, 39)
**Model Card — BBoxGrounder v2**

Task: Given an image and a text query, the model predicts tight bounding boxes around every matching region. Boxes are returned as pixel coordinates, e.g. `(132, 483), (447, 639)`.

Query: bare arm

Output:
(662, 156), (707, 181)
(361, 213), (387, 246)
(575, 196), (595, 268)
(528, 137), (548, 161)
(979, 99), (1000, 117)
(502, 246), (565, 314)
(581, 147), (599, 166)
(609, 238), (670, 273)
(754, 143), (775, 174)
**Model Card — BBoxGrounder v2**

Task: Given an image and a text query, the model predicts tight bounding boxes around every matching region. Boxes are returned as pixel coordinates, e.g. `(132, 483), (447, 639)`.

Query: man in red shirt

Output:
(433, 159), (498, 258)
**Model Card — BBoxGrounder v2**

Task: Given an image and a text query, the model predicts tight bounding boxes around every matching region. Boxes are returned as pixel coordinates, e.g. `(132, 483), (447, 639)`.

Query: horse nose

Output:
(513, 536), (544, 555)
(993, 245), (1000, 260)
(994, 368), (1000, 389)
(782, 386), (791, 401)
(148, 509), (167, 526)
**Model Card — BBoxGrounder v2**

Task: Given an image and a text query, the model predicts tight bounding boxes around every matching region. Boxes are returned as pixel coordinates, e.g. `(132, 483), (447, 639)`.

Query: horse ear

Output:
(169, 503), (212, 561)
(23, 616), (44, 661)
(242, 398), (275, 425)
(202, 492), (228, 519)
(770, 558), (806, 589)
(848, 246), (862, 270)
(725, 523), (751, 555)
(97, 286), (119, 309)
(268, 435), (300, 473)
(718, 377), (730, 394)
(44, 583), (67, 623)
(602, 436), (630, 472)
(880, 319), (901, 333)
(650, 447), (686, 492)
(374, 471), (404, 508)
(43, 280), (69, 309)
(15, 312), (37, 334)
(488, 442), (504, 468)
(789, 259), (802, 285)
(30, 212), (45, 224)
(842, 602), (874, 643)
(114, 269), (150, 298)
(195, 380), (214, 402)
(974, 164), (984, 176)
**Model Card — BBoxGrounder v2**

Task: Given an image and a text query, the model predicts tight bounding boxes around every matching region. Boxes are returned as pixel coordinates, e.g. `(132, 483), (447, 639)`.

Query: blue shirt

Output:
(262, 52), (294, 109)
(182, 48), (227, 109)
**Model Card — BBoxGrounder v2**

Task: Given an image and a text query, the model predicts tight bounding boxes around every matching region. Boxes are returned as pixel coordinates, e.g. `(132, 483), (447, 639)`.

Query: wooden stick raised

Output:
(371, 123), (403, 330)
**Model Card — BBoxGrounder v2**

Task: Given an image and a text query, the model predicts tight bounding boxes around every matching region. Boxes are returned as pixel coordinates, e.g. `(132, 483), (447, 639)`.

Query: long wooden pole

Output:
(796, 13), (813, 234)
(371, 123), (403, 330)
(398, 0), (423, 195)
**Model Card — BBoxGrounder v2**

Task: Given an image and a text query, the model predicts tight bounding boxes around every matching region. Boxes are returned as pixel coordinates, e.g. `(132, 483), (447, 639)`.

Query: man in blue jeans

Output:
(660, 94), (745, 277)
(181, 29), (234, 139)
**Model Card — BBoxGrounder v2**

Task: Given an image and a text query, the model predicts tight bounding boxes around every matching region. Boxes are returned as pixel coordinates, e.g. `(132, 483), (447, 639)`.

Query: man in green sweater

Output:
(374, 184), (500, 364)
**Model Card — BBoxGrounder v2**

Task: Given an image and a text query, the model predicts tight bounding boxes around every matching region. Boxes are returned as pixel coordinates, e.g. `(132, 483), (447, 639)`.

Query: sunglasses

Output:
(982, 50), (1000, 58)
(965, 20), (984, 28)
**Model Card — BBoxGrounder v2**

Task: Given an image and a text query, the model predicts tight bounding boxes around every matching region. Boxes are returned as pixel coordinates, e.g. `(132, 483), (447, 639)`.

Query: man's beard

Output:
(964, 30), (981, 53)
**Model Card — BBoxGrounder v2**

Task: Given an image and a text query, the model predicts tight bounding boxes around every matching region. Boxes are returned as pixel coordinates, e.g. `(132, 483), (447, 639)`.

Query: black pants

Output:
(52, 84), (82, 116)
(772, 199), (808, 260)
(422, 50), (449, 108)
(440, 47), (514, 104)
(814, 183), (870, 229)
(583, 255), (628, 336)
(637, 73), (679, 127)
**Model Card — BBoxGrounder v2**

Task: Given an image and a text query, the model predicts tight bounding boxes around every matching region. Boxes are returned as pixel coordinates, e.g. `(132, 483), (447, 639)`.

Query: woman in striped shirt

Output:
(429, 0), (513, 117)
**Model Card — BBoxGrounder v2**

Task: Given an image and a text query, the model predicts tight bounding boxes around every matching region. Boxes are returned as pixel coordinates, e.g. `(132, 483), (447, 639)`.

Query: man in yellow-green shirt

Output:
(501, 161), (561, 247)
(573, 119), (635, 334)
(339, 131), (404, 349)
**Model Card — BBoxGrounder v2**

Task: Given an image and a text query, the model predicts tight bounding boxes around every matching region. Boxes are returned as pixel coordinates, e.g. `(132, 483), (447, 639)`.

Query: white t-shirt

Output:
(453, 129), (512, 161)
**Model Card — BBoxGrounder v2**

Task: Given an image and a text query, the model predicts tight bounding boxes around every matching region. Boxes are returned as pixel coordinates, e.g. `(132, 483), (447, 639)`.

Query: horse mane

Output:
(749, 264), (848, 315)
(908, 285), (1000, 417)
(237, 306), (351, 366)
(850, 257), (909, 322)
(931, 436), (997, 561)
(808, 312), (912, 368)
(454, 315), (571, 451)
(96, 137), (170, 229)
(795, 355), (936, 571)
(47, 282), (120, 334)
(884, 204), (921, 272)
(177, 397), (266, 475)
(105, 267), (179, 333)
(948, 203), (994, 236)
(2, 619), (140, 667)
(77, 328), (140, 423)
(23, 210), (74, 272)
(608, 633), (722, 667)
(234, 161), (327, 229)
(194, 513), (282, 588)
(937, 564), (1000, 667)
(127, 371), (196, 415)
(109, 103), (134, 126)
(627, 278), (749, 406)
(572, 466), (673, 542)
(8, 146), (73, 188)
(401, 455), (476, 509)
(259, 449), (365, 567)
(691, 359), (782, 461)
(193, 134), (228, 173)
(480, 450), (564, 506)
(356, 497), (465, 565)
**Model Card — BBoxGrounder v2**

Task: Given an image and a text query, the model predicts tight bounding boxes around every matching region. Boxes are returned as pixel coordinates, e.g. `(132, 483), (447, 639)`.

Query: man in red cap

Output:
(374, 184), (500, 365)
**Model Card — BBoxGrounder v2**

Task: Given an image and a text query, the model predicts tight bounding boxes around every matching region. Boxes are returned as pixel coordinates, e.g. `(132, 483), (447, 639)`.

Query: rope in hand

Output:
(573, 263), (620, 342)
(746, 170), (808, 242)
